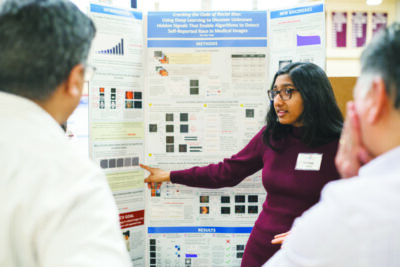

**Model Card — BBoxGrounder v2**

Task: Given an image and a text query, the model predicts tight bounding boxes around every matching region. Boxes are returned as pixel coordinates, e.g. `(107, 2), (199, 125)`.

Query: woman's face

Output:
(273, 74), (304, 126)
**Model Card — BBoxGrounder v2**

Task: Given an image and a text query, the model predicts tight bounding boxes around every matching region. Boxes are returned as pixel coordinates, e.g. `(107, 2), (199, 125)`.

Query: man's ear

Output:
(367, 77), (389, 124)
(66, 64), (85, 97)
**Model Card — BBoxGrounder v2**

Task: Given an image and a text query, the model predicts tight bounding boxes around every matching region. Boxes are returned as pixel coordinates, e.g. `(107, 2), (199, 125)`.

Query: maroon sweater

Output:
(170, 126), (340, 266)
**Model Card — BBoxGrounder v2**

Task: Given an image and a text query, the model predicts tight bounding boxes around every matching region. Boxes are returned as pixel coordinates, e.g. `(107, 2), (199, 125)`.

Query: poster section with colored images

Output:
(88, 4), (145, 266)
(268, 3), (326, 79)
(145, 11), (268, 267)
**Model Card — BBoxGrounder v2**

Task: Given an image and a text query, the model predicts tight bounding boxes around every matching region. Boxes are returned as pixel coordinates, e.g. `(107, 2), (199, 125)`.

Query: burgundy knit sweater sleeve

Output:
(170, 127), (266, 189)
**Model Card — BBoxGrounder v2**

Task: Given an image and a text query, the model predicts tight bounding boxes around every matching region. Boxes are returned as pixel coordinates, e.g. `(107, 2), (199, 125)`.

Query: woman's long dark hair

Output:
(263, 62), (343, 150)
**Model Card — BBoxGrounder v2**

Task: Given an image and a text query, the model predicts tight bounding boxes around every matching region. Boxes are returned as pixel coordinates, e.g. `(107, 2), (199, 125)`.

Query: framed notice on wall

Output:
(372, 12), (388, 38)
(332, 12), (347, 48)
(351, 12), (367, 47)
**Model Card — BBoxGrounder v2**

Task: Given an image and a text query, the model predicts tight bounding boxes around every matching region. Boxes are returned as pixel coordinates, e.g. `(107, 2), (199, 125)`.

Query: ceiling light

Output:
(367, 0), (382, 6)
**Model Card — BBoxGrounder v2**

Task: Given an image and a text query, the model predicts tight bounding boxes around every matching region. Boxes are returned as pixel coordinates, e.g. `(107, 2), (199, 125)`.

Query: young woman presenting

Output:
(141, 62), (343, 266)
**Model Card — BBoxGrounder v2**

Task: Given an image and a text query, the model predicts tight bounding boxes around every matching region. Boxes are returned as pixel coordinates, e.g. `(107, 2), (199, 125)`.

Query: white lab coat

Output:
(0, 92), (131, 267)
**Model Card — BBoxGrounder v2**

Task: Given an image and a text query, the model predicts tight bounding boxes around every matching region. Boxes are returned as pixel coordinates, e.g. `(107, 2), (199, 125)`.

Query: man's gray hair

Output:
(0, 0), (96, 101)
(360, 22), (400, 108)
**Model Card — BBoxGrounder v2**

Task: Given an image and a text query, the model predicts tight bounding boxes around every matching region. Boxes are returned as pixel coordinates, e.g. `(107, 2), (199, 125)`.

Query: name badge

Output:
(295, 153), (323, 171)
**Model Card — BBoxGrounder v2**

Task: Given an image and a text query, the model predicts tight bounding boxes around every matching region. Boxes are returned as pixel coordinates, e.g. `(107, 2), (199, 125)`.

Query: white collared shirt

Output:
(264, 145), (400, 267)
(0, 92), (131, 267)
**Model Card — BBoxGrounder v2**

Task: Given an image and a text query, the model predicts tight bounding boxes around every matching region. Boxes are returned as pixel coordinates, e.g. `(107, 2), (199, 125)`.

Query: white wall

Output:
(396, 0), (400, 20)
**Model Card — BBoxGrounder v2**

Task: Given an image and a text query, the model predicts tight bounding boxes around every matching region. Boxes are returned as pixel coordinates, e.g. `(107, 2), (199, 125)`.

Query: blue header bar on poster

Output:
(148, 226), (253, 234)
(148, 39), (267, 48)
(90, 4), (142, 20)
(270, 3), (323, 19)
(148, 11), (267, 38)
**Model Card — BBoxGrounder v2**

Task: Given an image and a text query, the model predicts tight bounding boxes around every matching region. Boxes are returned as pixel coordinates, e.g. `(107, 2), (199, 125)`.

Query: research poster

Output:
(145, 10), (268, 266)
(268, 2), (326, 79)
(86, 3), (325, 266)
(88, 4), (146, 266)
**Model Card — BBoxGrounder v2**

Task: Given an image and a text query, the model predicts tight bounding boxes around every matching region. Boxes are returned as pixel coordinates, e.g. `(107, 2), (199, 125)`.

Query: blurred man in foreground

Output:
(0, 1), (131, 266)
(264, 22), (400, 267)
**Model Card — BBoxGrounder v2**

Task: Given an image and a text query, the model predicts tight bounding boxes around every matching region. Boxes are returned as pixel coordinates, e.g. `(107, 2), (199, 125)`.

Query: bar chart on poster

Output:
(96, 38), (125, 55)
(296, 34), (321, 46)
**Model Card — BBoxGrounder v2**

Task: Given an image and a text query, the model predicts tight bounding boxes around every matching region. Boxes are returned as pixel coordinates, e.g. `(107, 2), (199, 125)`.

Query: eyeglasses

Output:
(84, 64), (96, 81)
(268, 88), (298, 101)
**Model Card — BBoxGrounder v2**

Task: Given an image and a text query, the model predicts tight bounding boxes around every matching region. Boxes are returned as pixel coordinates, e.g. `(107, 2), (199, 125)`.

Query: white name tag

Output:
(295, 153), (323, 171)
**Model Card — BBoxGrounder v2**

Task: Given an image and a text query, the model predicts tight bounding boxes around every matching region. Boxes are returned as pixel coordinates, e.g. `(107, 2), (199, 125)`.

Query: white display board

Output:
(145, 10), (268, 266)
(88, 4), (146, 266)
(85, 3), (325, 266)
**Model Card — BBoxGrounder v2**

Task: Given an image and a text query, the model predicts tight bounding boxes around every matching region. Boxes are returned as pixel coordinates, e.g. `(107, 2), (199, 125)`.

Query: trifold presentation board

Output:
(86, 3), (325, 266)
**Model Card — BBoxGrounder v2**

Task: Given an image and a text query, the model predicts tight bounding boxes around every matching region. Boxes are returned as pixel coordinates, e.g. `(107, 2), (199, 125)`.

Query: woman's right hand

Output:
(140, 164), (171, 188)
